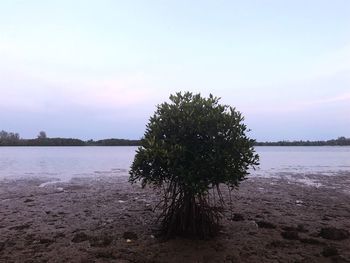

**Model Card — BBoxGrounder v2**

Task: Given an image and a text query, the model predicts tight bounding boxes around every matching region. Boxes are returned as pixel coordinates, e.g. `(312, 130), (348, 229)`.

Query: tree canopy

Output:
(129, 92), (259, 238)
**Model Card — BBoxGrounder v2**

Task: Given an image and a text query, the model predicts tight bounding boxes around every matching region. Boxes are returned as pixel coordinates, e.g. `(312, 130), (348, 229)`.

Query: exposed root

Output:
(156, 182), (225, 239)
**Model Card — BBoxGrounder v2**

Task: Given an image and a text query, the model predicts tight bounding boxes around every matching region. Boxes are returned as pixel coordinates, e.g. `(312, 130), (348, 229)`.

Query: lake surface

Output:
(0, 146), (349, 182)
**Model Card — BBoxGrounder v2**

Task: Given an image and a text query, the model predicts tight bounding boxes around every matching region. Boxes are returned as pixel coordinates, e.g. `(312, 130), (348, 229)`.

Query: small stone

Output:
(126, 239), (132, 243)
(247, 220), (259, 230)
(295, 200), (303, 206)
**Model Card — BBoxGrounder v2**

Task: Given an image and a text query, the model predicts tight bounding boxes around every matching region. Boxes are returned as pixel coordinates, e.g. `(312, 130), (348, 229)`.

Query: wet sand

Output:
(1, 173), (350, 263)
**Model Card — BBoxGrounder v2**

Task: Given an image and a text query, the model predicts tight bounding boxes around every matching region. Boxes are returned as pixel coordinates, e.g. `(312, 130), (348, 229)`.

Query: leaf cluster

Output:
(130, 92), (259, 195)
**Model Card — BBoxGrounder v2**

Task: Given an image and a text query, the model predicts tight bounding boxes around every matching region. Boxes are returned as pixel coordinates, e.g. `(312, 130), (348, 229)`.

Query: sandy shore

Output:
(1, 173), (350, 263)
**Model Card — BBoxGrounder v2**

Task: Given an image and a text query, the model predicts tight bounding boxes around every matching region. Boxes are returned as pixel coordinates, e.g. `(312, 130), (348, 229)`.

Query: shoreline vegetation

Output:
(255, 136), (350, 146)
(0, 130), (349, 146)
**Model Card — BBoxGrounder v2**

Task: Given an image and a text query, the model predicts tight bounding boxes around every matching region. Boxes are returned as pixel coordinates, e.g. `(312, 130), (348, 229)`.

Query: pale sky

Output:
(0, 0), (349, 141)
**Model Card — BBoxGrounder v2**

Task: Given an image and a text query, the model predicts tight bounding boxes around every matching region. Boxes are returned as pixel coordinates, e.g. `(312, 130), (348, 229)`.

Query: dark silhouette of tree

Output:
(37, 131), (47, 139)
(0, 129), (348, 147)
(91, 138), (140, 146)
(0, 131), (141, 146)
(255, 137), (350, 146)
(129, 92), (259, 238)
(0, 130), (20, 145)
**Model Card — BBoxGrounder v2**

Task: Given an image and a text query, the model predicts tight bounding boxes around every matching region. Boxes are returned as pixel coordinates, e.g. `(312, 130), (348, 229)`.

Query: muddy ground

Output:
(0, 173), (350, 263)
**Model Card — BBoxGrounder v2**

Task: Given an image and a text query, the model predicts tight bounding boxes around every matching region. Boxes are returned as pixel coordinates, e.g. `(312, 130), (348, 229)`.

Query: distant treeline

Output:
(1, 130), (349, 146)
(86, 138), (141, 146)
(0, 130), (140, 146)
(255, 137), (350, 146)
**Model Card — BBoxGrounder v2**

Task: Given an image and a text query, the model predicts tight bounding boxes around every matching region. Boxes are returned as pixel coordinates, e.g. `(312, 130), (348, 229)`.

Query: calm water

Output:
(0, 146), (349, 181)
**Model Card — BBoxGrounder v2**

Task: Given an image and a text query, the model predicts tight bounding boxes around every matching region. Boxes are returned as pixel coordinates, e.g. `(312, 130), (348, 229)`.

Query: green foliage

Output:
(256, 137), (350, 146)
(0, 130), (140, 146)
(129, 92), (259, 238)
(90, 138), (140, 146)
